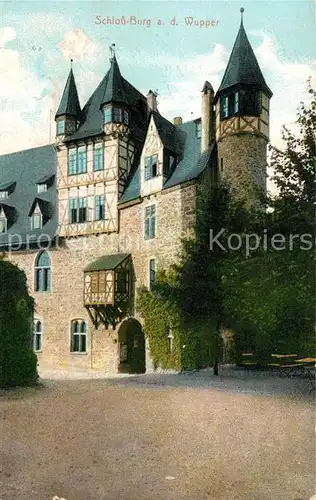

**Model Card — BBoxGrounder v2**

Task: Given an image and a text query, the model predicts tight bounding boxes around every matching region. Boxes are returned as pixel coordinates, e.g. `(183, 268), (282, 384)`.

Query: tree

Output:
(0, 258), (38, 388)
(225, 85), (315, 359)
(154, 174), (263, 374)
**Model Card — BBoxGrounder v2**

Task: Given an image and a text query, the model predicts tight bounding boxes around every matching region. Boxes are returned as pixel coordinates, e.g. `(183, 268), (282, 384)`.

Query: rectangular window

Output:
(0, 216), (7, 233)
(103, 107), (112, 124)
(144, 154), (158, 181)
(0, 191), (8, 199)
(69, 197), (88, 224)
(68, 149), (77, 175)
(69, 198), (77, 224)
(35, 268), (51, 292)
(93, 145), (104, 171)
(113, 108), (122, 123)
(57, 120), (65, 135)
(123, 110), (129, 125)
(95, 195), (105, 220)
(196, 121), (202, 138)
(234, 92), (239, 114)
(77, 146), (87, 174)
(78, 197), (87, 223)
(31, 213), (42, 230)
(116, 272), (128, 294)
(144, 205), (156, 240)
(221, 96), (229, 118)
(220, 158), (224, 173)
(33, 321), (43, 351)
(149, 258), (156, 291)
(37, 184), (47, 194)
(71, 320), (87, 353)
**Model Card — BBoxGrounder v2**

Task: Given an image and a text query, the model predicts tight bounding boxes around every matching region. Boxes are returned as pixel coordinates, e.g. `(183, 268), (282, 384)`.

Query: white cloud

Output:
(0, 27), (102, 154)
(58, 29), (103, 65)
(0, 26), (16, 47)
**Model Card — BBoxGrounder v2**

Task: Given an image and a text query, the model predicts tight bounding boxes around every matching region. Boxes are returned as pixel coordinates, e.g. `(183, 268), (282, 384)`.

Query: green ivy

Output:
(137, 276), (218, 372)
(0, 258), (38, 388)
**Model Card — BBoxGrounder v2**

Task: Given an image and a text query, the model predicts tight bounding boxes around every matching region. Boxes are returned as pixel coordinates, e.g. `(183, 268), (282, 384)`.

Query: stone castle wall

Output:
(8, 182), (197, 373)
(217, 134), (267, 201)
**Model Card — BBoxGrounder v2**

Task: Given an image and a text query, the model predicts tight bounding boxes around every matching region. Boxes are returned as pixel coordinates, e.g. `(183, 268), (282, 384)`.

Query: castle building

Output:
(0, 14), (272, 374)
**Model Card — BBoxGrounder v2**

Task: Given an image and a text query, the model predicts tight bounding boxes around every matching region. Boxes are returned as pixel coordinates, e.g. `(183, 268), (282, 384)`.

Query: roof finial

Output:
(240, 7), (244, 25)
(70, 58), (73, 70)
(109, 43), (116, 62)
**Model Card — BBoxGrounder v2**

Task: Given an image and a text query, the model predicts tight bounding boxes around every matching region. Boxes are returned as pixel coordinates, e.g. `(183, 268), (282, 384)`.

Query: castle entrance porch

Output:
(118, 318), (146, 374)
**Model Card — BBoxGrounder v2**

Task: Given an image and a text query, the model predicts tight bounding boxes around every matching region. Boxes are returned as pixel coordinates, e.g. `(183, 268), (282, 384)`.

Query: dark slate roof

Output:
(119, 119), (213, 204)
(100, 55), (128, 107)
(202, 81), (214, 94)
(55, 69), (82, 119)
(152, 111), (186, 155)
(64, 60), (148, 143)
(0, 145), (57, 248)
(84, 253), (130, 272)
(215, 21), (272, 100)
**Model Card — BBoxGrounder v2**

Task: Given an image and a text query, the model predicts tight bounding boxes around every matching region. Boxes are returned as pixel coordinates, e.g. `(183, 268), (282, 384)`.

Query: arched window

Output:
(70, 319), (87, 353)
(34, 251), (51, 292)
(33, 320), (43, 351)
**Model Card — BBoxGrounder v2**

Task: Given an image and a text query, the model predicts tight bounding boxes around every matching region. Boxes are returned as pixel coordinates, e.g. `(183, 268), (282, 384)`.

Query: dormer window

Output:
(103, 105), (129, 125)
(145, 154), (158, 181)
(56, 120), (65, 135)
(36, 174), (54, 193)
(0, 207), (7, 233)
(0, 191), (8, 200)
(37, 184), (47, 194)
(31, 204), (43, 230)
(0, 181), (16, 199)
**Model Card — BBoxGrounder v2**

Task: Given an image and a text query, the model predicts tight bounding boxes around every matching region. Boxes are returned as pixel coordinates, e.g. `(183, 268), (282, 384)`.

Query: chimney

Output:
(201, 81), (215, 153)
(173, 117), (183, 126)
(146, 90), (158, 112)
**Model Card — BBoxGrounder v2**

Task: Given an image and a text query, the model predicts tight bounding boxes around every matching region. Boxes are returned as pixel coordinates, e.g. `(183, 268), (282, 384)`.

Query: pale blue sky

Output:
(0, 0), (315, 153)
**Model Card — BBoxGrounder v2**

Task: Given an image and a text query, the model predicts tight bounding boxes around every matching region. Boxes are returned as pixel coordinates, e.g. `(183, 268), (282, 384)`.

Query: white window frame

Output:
(31, 204), (43, 230)
(37, 184), (47, 194)
(33, 320), (43, 352)
(69, 197), (88, 224)
(70, 319), (87, 353)
(34, 251), (52, 292)
(0, 207), (7, 233)
(56, 120), (65, 135)
(95, 194), (105, 221)
(93, 143), (104, 171)
(144, 204), (156, 240)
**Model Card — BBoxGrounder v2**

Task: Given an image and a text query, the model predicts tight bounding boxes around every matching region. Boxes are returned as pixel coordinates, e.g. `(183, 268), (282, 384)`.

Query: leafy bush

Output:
(0, 259), (38, 388)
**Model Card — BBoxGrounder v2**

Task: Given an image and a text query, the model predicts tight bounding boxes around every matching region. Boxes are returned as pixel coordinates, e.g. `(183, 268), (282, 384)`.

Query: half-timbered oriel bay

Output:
(0, 16), (272, 374)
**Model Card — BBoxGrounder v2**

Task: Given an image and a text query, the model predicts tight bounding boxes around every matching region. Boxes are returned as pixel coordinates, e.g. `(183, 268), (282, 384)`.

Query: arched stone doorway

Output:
(118, 318), (145, 374)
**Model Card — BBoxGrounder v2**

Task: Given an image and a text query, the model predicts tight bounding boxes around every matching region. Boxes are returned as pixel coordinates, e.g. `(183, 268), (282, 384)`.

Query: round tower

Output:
(214, 8), (272, 202)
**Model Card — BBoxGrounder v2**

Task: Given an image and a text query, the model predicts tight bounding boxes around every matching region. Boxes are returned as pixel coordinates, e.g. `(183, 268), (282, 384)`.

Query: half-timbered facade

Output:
(0, 16), (272, 374)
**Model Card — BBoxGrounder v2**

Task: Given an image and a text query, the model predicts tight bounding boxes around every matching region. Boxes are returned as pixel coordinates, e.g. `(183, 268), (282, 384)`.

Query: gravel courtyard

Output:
(1, 370), (315, 500)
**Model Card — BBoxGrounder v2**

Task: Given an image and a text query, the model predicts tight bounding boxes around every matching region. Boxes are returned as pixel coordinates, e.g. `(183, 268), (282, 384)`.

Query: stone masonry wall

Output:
(217, 134), (267, 202)
(8, 182), (197, 373)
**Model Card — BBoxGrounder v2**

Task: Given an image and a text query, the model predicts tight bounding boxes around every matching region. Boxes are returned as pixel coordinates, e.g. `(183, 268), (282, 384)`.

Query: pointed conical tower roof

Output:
(100, 54), (128, 107)
(55, 64), (81, 119)
(216, 9), (272, 99)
